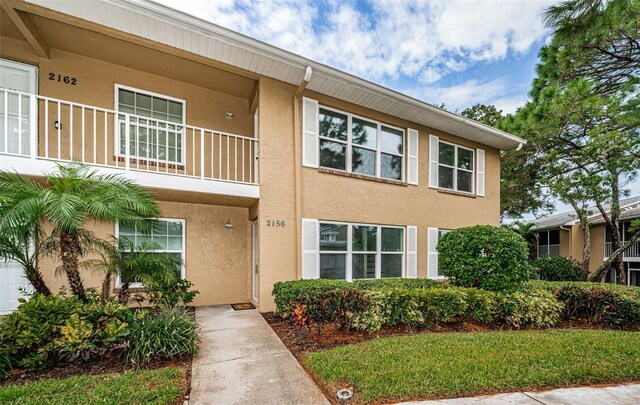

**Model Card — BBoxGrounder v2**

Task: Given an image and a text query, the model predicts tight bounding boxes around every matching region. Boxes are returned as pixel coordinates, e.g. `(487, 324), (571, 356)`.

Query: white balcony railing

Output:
(605, 241), (640, 259)
(0, 88), (258, 187)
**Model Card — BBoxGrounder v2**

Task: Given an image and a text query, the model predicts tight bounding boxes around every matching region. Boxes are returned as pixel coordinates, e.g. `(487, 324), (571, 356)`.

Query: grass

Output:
(305, 329), (640, 403)
(0, 367), (186, 405)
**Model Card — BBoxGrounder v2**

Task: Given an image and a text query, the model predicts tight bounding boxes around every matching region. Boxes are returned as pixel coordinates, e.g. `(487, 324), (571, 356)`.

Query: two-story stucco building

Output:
(531, 196), (640, 286)
(0, 0), (525, 313)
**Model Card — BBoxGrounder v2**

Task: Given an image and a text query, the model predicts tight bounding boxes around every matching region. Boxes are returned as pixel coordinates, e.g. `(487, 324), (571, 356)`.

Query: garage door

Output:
(0, 261), (31, 314)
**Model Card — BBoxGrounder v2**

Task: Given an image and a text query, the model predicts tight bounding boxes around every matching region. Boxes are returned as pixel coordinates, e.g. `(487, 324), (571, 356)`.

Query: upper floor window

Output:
(437, 141), (474, 193)
(318, 106), (404, 181)
(116, 86), (185, 164)
(538, 229), (560, 257)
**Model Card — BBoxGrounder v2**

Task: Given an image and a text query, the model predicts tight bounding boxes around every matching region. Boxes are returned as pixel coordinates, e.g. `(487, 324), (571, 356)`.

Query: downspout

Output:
(293, 66), (313, 278)
(500, 142), (523, 160)
(560, 225), (572, 257)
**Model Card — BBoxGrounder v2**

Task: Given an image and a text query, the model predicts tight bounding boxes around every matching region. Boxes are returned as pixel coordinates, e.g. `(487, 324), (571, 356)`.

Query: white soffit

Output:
(25, 0), (525, 150)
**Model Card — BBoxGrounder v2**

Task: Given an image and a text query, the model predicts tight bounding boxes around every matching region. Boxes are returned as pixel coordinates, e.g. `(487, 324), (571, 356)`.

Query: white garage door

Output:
(0, 261), (31, 314)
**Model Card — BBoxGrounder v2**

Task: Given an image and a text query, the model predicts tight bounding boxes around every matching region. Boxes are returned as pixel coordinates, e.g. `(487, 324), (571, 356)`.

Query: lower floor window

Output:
(319, 222), (404, 280)
(437, 229), (451, 277)
(116, 218), (185, 286)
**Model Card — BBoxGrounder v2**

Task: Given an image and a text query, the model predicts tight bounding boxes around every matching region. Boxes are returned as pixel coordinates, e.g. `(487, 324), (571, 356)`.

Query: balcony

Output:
(0, 89), (259, 198)
(605, 241), (640, 259)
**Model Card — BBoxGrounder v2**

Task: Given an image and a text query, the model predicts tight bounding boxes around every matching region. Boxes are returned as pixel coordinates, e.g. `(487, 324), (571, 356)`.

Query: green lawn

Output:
(0, 367), (186, 405)
(305, 329), (640, 403)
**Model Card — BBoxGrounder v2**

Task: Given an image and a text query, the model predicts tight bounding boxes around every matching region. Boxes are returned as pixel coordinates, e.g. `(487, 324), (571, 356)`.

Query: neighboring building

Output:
(529, 197), (640, 286)
(0, 0), (524, 313)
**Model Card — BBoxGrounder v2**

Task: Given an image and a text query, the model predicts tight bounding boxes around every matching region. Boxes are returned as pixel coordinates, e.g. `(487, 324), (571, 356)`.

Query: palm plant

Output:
(0, 164), (160, 301)
(0, 220), (51, 296)
(507, 221), (539, 260)
(93, 238), (182, 305)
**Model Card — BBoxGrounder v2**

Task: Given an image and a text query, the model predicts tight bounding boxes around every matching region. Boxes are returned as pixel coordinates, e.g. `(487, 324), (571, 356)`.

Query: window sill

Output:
(113, 287), (147, 293)
(437, 188), (477, 198)
(318, 167), (407, 186)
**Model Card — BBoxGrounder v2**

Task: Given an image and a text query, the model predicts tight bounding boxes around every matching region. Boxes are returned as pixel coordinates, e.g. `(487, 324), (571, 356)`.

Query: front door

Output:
(252, 220), (259, 302)
(0, 58), (37, 155)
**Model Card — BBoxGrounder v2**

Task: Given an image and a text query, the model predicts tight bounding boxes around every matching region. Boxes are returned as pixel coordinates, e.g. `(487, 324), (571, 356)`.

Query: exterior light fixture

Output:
(225, 112), (234, 119)
(225, 221), (233, 230)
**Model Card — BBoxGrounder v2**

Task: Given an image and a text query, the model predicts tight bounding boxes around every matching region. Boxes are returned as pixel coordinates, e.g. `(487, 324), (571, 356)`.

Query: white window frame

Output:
(318, 105), (405, 181)
(436, 229), (452, 279)
(318, 220), (405, 281)
(115, 217), (186, 288)
(437, 140), (475, 193)
(114, 84), (187, 165)
(537, 229), (560, 257)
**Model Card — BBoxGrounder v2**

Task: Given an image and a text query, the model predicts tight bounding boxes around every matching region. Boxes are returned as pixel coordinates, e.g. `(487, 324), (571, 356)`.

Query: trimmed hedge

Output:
(272, 279), (563, 332)
(437, 225), (530, 292)
(529, 281), (640, 327)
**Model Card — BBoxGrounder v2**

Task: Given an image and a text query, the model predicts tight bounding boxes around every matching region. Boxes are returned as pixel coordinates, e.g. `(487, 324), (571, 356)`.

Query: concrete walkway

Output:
(398, 383), (640, 404)
(189, 305), (329, 405)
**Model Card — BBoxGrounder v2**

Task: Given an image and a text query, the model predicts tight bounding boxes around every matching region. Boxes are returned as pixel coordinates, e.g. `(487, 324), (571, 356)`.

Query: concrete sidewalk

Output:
(398, 383), (640, 404)
(189, 305), (329, 405)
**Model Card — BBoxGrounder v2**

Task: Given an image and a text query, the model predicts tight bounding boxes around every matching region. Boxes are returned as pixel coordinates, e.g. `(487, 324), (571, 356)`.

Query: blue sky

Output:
(157, 0), (638, 217)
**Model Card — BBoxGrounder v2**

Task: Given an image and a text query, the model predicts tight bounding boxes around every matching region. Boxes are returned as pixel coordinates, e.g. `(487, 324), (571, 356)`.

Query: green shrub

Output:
(438, 225), (530, 292)
(353, 278), (441, 290)
(147, 279), (199, 308)
(532, 256), (582, 281)
(0, 294), (140, 371)
(272, 279), (351, 318)
(126, 307), (199, 364)
(552, 283), (640, 327)
(498, 288), (564, 328)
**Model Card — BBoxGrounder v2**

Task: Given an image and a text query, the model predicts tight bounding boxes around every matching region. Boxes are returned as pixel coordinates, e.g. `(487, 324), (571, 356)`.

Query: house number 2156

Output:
(266, 220), (285, 228)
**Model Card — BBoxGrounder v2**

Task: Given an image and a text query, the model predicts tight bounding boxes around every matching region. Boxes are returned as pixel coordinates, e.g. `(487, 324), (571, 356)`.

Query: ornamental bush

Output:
(0, 293), (141, 371)
(438, 225), (530, 292)
(496, 288), (564, 328)
(549, 283), (640, 327)
(126, 307), (199, 365)
(532, 255), (582, 281)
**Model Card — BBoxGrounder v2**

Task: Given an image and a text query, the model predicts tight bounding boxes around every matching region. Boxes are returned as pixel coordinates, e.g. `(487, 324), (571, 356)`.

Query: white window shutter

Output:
(427, 227), (439, 279)
(407, 129), (419, 185)
(476, 148), (485, 197)
(429, 135), (439, 188)
(301, 218), (319, 279)
(406, 226), (418, 278)
(302, 97), (319, 168)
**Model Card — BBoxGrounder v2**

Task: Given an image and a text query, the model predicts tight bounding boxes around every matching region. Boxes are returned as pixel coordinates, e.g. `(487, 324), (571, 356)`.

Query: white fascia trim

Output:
(101, 0), (526, 149)
(0, 155), (259, 198)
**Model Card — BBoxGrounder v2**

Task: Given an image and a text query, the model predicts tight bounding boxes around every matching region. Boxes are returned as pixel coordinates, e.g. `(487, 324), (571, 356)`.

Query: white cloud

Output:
(154, 0), (555, 111)
(411, 78), (517, 112)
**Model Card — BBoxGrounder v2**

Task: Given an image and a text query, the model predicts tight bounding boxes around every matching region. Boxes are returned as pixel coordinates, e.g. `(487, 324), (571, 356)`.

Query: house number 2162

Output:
(49, 73), (77, 85)
(266, 219), (285, 228)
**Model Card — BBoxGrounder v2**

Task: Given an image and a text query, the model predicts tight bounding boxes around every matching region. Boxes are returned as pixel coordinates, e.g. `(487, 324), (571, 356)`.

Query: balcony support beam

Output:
(1, 2), (50, 59)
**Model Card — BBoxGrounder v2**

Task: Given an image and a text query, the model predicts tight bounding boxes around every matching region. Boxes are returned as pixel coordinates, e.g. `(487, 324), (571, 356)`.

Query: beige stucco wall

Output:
(39, 200), (251, 306)
(589, 224), (606, 274)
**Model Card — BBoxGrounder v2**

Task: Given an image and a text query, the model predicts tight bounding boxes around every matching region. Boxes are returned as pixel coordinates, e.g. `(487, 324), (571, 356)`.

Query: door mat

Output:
(231, 303), (256, 310)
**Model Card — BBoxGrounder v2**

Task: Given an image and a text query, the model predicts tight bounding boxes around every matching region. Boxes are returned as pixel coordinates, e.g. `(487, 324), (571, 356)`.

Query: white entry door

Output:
(0, 261), (31, 315)
(0, 58), (38, 155)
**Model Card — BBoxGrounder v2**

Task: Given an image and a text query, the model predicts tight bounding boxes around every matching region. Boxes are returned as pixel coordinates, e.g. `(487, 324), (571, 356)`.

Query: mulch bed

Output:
(262, 312), (620, 360)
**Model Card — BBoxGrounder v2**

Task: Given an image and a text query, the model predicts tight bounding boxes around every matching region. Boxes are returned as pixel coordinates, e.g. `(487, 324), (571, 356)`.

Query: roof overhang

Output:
(23, 0), (526, 150)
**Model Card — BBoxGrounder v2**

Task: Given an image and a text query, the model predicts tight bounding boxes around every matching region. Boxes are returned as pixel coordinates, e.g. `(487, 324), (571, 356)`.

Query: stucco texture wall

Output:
(39, 200), (251, 306)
